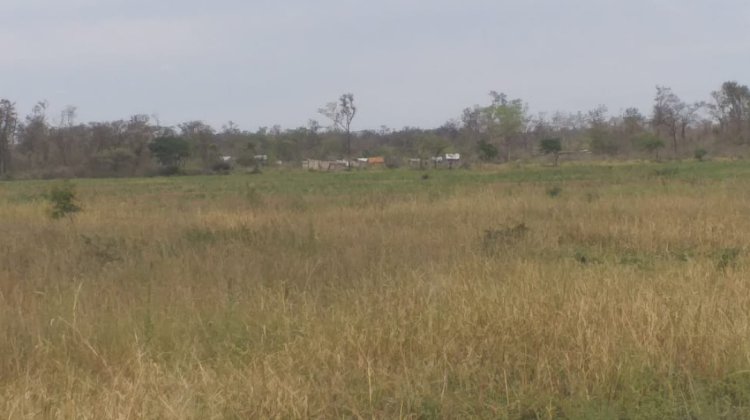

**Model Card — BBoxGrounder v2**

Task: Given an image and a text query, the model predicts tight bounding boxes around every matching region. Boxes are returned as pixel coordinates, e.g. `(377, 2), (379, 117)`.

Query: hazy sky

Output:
(1, 0), (748, 131)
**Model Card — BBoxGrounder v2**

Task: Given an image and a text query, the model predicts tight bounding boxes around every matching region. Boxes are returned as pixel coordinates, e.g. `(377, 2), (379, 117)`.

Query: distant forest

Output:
(0, 81), (749, 179)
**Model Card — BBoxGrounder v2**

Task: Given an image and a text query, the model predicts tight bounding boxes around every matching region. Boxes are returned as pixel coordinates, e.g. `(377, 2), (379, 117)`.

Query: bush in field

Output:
(694, 148), (708, 162)
(159, 165), (181, 176)
(235, 152), (256, 168)
(482, 223), (530, 253)
(546, 185), (563, 197)
(476, 139), (499, 162)
(46, 182), (82, 221)
(212, 161), (232, 174)
(384, 155), (401, 169)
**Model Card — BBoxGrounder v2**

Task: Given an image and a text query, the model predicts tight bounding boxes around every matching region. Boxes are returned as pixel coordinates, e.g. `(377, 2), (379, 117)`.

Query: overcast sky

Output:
(1, 0), (748, 131)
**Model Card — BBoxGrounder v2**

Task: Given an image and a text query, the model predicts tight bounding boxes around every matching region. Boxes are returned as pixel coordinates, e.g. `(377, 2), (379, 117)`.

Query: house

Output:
(445, 153), (461, 169)
(445, 153), (461, 162)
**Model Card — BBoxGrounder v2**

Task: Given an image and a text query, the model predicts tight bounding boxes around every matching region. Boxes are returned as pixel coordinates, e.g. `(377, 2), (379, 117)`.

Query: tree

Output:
(588, 105), (616, 154)
(476, 139), (499, 162)
(622, 107), (646, 135)
(0, 99), (18, 175)
(50, 105), (78, 167)
(652, 86), (685, 155)
(413, 133), (449, 169)
(709, 81), (750, 143)
(179, 121), (216, 170)
(636, 135), (665, 160)
(319, 93), (357, 160)
(539, 138), (562, 166)
(124, 114), (156, 173)
(482, 92), (526, 162)
(87, 148), (138, 177)
(17, 101), (50, 168)
(149, 136), (190, 169)
(678, 102), (705, 145)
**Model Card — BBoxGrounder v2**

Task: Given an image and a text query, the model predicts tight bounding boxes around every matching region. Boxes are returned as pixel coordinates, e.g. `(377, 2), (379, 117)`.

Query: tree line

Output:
(0, 81), (749, 178)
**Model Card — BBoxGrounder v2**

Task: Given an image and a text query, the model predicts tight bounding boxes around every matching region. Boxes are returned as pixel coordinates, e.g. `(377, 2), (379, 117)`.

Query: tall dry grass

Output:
(2, 173), (750, 419)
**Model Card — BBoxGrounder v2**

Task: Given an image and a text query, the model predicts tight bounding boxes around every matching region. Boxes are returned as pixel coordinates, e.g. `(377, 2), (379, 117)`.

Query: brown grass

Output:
(2, 170), (750, 419)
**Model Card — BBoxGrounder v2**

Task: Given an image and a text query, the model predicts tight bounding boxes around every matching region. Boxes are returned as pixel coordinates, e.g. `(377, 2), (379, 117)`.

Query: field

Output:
(4, 161), (750, 419)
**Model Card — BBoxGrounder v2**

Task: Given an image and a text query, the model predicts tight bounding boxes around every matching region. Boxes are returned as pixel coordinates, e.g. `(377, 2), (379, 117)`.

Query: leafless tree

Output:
(319, 93), (357, 159)
(652, 86), (684, 156)
(18, 101), (50, 167)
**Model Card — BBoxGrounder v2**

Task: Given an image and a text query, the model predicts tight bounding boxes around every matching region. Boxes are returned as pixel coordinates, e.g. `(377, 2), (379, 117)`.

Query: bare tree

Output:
(18, 101), (50, 167)
(652, 86), (684, 156)
(319, 93), (357, 160)
(678, 102), (706, 144)
(49, 105), (78, 166)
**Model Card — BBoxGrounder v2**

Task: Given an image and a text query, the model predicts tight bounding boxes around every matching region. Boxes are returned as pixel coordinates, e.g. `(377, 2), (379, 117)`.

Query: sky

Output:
(1, 0), (748, 131)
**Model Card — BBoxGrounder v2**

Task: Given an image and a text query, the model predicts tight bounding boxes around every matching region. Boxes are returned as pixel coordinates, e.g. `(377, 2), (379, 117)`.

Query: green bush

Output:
(212, 161), (232, 174)
(546, 185), (563, 197)
(46, 182), (82, 220)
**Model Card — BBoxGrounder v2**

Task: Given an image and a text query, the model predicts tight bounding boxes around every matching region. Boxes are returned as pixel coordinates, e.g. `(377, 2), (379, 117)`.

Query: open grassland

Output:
(4, 161), (750, 419)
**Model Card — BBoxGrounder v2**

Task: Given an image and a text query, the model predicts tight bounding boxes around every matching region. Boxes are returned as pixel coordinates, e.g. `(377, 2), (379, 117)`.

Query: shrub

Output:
(694, 148), (708, 162)
(716, 248), (741, 271)
(482, 223), (530, 253)
(244, 184), (264, 209)
(584, 191), (601, 202)
(235, 153), (256, 168)
(384, 155), (401, 169)
(546, 185), (563, 198)
(476, 139), (499, 162)
(651, 167), (679, 178)
(212, 161), (232, 174)
(46, 182), (82, 220)
(159, 166), (181, 176)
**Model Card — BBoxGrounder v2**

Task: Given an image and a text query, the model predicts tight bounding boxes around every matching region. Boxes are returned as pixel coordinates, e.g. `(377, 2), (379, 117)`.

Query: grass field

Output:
(4, 161), (750, 419)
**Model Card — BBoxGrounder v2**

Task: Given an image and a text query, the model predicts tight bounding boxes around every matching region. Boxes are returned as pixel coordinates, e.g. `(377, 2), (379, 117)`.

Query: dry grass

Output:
(3, 165), (750, 419)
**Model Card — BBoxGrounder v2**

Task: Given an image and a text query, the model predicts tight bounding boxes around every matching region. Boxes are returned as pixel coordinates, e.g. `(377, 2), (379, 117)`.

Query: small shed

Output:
(445, 153), (461, 162)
